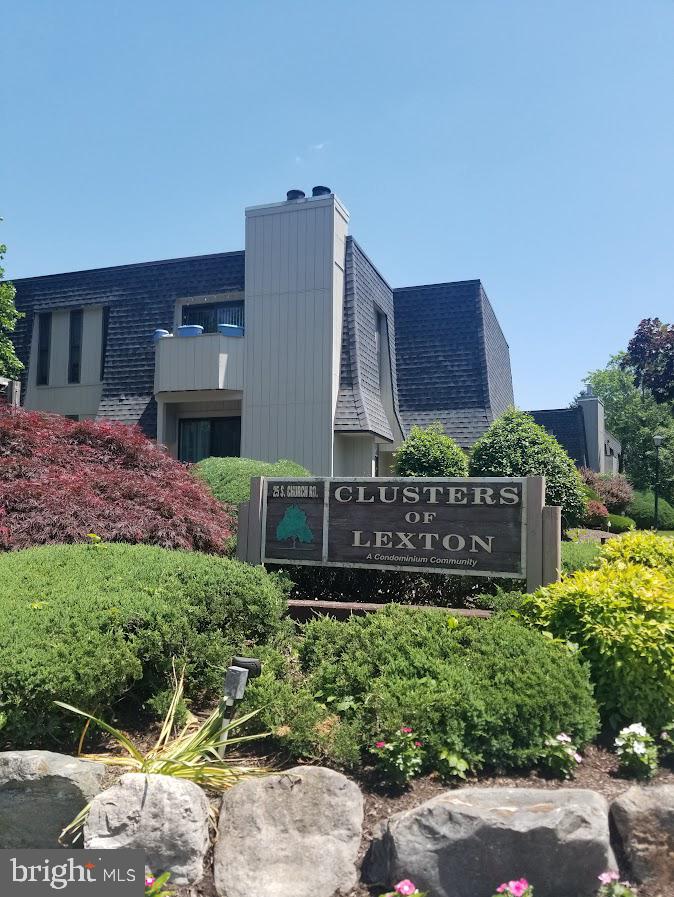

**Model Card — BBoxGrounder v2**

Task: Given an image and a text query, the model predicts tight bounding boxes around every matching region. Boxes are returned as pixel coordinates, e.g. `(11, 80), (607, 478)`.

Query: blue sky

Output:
(3, 1), (673, 409)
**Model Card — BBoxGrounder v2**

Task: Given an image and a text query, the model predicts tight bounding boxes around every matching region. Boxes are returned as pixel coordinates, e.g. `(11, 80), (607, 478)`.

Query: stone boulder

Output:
(84, 773), (209, 886)
(0, 750), (105, 848)
(214, 766), (363, 897)
(611, 785), (674, 895)
(363, 787), (615, 897)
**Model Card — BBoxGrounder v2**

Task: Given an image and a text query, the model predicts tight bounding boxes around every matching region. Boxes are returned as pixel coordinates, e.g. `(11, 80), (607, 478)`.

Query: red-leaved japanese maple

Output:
(0, 407), (233, 552)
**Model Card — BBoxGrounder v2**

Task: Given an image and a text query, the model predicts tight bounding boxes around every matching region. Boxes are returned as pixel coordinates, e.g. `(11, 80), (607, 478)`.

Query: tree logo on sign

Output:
(275, 505), (314, 549)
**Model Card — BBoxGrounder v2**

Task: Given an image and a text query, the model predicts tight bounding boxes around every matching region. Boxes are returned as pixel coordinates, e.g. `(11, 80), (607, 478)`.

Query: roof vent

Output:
(286, 189), (305, 201)
(311, 185), (331, 197)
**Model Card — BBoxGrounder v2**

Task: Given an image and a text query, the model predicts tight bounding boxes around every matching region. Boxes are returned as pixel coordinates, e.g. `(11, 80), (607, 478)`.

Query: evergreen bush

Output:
(627, 489), (674, 530)
(606, 514), (636, 534)
(469, 408), (586, 527)
(393, 422), (468, 477)
(0, 543), (290, 747)
(244, 606), (599, 772)
(195, 456), (311, 505)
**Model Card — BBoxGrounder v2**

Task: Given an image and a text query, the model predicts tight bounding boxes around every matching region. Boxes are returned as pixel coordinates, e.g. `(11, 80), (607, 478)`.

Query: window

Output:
(375, 309), (388, 391)
(182, 301), (245, 333)
(36, 312), (52, 386)
(100, 307), (110, 381)
(178, 417), (241, 463)
(68, 309), (83, 383)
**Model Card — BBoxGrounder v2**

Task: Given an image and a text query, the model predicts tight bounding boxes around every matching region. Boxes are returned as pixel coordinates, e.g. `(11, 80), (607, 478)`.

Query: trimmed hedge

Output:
(244, 605), (599, 772)
(0, 543), (291, 747)
(393, 422), (468, 477)
(627, 490), (674, 530)
(195, 456), (311, 505)
(607, 514), (636, 534)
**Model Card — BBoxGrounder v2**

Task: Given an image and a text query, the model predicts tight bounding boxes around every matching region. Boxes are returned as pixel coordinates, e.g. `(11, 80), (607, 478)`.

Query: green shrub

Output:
(469, 408), (587, 527)
(524, 563), (674, 731)
(0, 543), (291, 747)
(599, 530), (674, 568)
(627, 490), (674, 530)
(561, 541), (601, 574)
(607, 514), (636, 534)
(393, 422), (468, 477)
(244, 606), (599, 772)
(195, 456), (311, 505)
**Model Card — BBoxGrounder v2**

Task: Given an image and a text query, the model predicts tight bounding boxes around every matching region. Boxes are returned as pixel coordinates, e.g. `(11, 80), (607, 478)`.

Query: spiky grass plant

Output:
(57, 667), (270, 842)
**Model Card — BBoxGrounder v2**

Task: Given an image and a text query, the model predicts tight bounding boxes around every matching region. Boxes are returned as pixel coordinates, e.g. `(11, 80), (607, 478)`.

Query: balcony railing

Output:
(154, 331), (245, 394)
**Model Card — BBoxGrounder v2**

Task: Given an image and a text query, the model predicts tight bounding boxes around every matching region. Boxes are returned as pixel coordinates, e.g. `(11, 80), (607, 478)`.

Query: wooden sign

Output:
(237, 476), (561, 590)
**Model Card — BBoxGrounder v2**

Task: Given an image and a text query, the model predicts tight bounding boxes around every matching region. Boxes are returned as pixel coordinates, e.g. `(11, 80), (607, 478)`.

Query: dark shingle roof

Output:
(335, 238), (403, 440)
(529, 407), (588, 467)
(12, 252), (245, 436)
(393, 280), (513, 447)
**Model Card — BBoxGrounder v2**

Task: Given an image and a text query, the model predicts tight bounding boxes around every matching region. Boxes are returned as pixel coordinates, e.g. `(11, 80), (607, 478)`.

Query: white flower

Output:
(624, 723), (647, 736)
(556, 733), (572, 743)
(632, 742), (646, 755)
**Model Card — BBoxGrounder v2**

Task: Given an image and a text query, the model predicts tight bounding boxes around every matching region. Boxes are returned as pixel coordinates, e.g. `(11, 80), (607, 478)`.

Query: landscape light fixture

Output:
(217, 656), (262, 758)
(654, 435), (665, 531)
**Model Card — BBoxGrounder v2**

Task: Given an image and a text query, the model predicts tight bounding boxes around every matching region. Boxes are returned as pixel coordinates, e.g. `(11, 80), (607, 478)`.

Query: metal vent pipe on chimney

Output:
(286, 189), (305, 201)
(312, 185), (331, 197)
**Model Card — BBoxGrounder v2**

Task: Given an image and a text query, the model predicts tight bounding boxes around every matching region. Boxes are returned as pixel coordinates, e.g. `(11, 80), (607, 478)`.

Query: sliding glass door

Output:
(178, 417), (241, 463)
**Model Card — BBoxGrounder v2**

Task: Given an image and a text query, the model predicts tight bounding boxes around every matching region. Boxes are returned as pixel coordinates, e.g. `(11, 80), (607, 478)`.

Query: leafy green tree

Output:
(0, 241), (23, 379)
(469, 407), (586, 526)
(583, 355), (674, 502)
(276, 505), (313, 548)
(393, 422), (468, 477)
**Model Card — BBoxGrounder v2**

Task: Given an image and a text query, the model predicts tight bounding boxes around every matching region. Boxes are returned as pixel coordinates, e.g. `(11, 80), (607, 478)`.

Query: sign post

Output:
(239, 475), (561, 590)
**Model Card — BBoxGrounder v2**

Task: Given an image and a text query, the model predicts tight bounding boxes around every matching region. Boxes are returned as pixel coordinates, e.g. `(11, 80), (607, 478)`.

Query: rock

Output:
(84, 773), (209, 886)
(214, 766), (363, 897)
(611, 785), (674, 894)
(0, 750), (105, 849)
(363, 787), (615, 897)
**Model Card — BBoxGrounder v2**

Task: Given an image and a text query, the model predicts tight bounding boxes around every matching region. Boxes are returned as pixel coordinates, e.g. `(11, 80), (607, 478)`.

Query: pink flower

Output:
(401, 727), (413, 734)
(496, 886), (507, 894)
(415, 741), (423, 747)
(375, 741), (386, 749)
(145, 876), (156, 887)
(598, 871), (620, 884)
(394, 880), (418, 896)
(508, 879), (529, 897)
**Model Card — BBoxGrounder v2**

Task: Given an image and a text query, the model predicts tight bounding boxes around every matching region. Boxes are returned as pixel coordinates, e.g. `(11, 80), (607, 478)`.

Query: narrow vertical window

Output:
(375, 309), (387, 391)
(100, 307), (110, 381)
(68, 309), (83, 383)
(36, 312), (52, 386)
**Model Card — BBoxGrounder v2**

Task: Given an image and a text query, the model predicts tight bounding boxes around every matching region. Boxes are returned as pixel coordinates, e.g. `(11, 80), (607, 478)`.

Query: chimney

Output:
(286, 189), (305, 201)
(311, 185), (331, 197)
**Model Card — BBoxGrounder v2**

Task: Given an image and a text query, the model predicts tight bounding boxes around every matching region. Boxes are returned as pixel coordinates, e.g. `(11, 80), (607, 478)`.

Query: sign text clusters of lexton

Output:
(263, 477), (527, 578)
(238, 476), (562, 590)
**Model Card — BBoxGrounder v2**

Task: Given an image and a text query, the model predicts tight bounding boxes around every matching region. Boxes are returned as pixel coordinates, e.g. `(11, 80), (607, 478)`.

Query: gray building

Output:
(11, 187), (515, 476)
(530, 389), (622, 475)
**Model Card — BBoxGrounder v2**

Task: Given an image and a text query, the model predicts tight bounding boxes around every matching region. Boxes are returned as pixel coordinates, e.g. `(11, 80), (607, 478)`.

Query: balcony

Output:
(154, 331), (245, 394)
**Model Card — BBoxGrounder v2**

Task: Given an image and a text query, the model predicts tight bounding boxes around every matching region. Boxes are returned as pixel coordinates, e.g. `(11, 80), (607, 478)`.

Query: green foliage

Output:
(0, 242), (23, 379)
(614, 723), (659, 779)
(627, 489), (674, 530)
(244, 606), (599, 773)
(469, 408), (586, 527)
(584, 356), (674, 502)
(538, 732), (582, 780)
(393, 422), (468, 477)
(194, 456), (311, 505)
(599, 530), (674, 568)
(0, 543), (290, 747)
(524, 563), (674, 731)
(370, 726), (424, 786)
(607, 514), (636, 534)
(561, 541), (601, 574)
